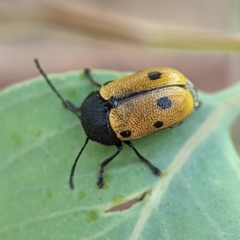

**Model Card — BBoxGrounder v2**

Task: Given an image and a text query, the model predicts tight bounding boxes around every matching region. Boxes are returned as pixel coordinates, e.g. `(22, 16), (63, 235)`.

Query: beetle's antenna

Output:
(69, 137), (89, 189)
(84, 68), (102, 87)
(34, 59), (80, 117)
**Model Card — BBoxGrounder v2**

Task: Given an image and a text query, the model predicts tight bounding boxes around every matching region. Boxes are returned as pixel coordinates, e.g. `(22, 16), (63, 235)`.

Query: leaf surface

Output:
(0, 70), (240, 240)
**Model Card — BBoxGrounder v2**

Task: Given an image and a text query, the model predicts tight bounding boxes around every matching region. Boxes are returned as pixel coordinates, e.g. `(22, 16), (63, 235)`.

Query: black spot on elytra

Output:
(120, 130), (131, 138)
(157, 97), (172, 109)
(148, 71), (161, 80)
(154, 121), (163, 128)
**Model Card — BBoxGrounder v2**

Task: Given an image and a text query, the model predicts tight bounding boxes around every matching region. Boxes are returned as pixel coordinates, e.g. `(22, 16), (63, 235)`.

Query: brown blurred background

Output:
(0, 0), (240, 151)
(0, 0), (240, 91)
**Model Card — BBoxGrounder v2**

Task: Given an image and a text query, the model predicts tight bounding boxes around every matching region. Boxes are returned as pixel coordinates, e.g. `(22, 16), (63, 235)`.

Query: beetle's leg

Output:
(98, 141), (123, 188)
(124, 141), (161, 176)
(64, 100), (81, 113)
(34, 59), (80, 118)
(62, 101), (81, 117)
(84, 68), (102, 88)
(69, 138), (89, 189)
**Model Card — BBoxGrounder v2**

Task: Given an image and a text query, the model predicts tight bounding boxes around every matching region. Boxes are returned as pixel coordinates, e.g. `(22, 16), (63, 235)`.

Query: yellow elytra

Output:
(99, 67), (199, 141)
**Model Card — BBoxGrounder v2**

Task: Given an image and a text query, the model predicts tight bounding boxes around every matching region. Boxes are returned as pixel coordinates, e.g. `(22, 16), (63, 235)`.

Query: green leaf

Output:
(0, 69), (240, 240)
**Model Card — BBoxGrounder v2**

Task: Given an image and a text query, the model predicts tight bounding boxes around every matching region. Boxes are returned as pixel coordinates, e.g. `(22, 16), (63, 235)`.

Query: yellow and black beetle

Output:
(34, 60), (199, 189)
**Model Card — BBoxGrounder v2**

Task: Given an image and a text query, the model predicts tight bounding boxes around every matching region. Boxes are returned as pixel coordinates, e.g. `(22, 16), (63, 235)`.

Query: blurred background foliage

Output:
(0, 0), (240, 150)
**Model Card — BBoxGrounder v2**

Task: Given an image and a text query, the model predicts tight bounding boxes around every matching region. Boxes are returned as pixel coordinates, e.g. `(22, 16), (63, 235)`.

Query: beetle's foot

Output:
(64, 100), (80, 111)
(97, 177), (104, 188)
(152, 167), (161, 176)
(145, 160), (162, 176)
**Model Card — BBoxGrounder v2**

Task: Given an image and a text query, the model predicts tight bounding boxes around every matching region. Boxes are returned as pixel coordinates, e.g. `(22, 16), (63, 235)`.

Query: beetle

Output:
(34, 59), (199, 189)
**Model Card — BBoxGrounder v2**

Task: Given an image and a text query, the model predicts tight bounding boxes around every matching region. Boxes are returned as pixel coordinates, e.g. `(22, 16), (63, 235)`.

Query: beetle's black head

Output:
(80, 92), (119, 146)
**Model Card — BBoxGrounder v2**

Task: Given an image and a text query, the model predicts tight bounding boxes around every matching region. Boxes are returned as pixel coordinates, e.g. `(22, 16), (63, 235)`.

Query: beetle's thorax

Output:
(80, 92), (119, 145)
